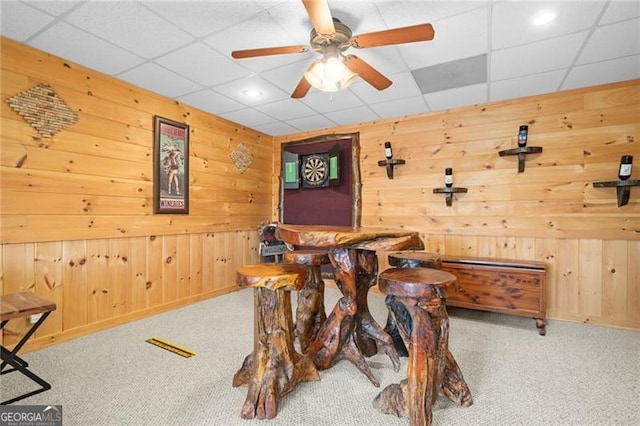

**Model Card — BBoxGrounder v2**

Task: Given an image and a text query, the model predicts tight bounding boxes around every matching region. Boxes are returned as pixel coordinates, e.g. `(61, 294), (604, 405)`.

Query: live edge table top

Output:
(276, 224), (424, 252)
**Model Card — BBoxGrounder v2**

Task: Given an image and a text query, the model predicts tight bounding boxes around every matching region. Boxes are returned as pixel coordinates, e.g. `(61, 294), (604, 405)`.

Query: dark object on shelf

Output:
(518, 125), (529, 147)
(445, 167), (453, 188)
(498, 146), (543, 173)
(618, 155), (633, 180)
(433, 187), (467, 206)
(592, 179), (640, 207)
(378, 158), (406, 179)
(384, 141), (393, 159)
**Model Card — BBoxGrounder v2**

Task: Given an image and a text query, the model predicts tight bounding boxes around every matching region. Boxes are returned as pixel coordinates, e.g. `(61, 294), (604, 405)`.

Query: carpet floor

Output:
(3, 287), (639, 425)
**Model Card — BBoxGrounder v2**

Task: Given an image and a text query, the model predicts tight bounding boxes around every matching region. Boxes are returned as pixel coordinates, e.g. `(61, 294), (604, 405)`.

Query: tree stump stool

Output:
(385, 251), (442, 356)
(283, 250), (331, 353)
(232, 264), (320, 420)
(373, 267), (473, 426)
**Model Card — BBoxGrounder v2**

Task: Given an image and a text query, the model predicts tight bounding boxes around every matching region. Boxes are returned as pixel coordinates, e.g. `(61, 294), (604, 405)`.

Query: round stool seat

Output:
(379, 267), (457, 299)
(236, 264), (306, 291)
(283, 250), (331, 266)
(388, 251), (442, 269)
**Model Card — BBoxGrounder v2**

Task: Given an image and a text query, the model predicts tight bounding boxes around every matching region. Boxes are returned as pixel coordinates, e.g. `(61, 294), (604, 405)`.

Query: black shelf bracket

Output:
(499, 146), (543, 173)
(592, 179), (640, 207)
(378, 159), (406, 179)
(433, 187), (468, 206)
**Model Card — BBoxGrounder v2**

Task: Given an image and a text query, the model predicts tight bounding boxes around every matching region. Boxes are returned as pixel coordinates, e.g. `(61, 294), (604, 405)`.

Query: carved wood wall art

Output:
(6, 83), (79, 137)
(230, 142), (253, 173)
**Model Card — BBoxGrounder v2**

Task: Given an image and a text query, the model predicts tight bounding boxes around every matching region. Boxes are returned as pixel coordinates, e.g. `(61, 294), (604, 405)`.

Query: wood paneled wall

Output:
(275, 79), (640, 330)
(0, 37), (266, 351)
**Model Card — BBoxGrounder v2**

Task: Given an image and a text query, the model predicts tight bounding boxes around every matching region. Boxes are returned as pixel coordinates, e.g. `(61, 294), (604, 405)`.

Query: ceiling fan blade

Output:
(231, 45), (308, 59)
(291, 74), (312, 99)
(302, 0), (336, 36)
(344, 55), (392, 91)
(350, 23), (435, 48)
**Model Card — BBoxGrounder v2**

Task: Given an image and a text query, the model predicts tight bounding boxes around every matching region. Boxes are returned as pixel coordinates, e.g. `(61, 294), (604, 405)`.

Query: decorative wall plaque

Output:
(230, 142), (252, 173)
(6, 83), (79, 137)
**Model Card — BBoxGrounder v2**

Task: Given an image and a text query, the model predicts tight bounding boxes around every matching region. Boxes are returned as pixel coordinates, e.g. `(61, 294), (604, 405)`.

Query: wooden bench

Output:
(440, 256), (547, 335)
(1, 292), (56, 404)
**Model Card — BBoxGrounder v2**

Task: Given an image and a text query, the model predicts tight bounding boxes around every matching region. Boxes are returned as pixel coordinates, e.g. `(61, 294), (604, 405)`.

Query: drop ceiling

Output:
(2, 0), (639, 137)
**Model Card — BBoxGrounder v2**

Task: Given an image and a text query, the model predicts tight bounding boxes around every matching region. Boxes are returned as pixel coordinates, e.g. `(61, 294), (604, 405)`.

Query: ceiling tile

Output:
(221, 108), (277, 128)
(30, 23), (145, 75)
(252, 121), (301, 137)
(490, 69), (566, 102)
(146, 1), (268, 38)
(600, 1), (640, 25)
(324, 105), (380, 126)
(287, 115), (338, 132)
(368, 96), (429, 120)
(204, 5), (309, 73)
(65, 2), (194, 59)
(254, 99), (318, 121)
(491, 31), (588, 81)
(177, 89), (244, 116)
(20, 1), (80, 16)
(399, 6), (489, 70)
(562, 55), (640, 91)
(0, 1), (54, 41)
(212, 75), (290, 106)
(155, 42), (250, 87)
(117, 63), (203, 99)
(492, 1), (605, 50)
(375, 1), (488, 28)
(424, 83), (488, 112)
(352, 70), (424, 103)
(301, 89), (364, 113)
(577, 18), (640, 64)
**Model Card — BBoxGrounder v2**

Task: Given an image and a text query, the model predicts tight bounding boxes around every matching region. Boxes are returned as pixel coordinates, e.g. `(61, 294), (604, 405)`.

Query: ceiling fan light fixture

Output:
(305, 51), (356, 92)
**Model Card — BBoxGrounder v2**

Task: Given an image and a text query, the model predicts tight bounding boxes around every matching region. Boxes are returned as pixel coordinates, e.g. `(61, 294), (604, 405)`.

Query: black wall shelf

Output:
(592, 179), (640, 207)
(433, 187), (468, 206)
(498, 146), (543, 173)
(378, 159), (405, 179)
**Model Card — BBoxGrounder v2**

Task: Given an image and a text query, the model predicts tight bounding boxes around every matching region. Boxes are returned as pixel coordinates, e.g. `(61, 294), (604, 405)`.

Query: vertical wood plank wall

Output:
(0, 38), (266, 351)
(275, 79), (640, 330)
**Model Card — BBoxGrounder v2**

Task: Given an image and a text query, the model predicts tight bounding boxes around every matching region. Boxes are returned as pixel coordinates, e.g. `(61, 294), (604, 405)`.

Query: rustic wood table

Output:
(276, 224), (424, 386)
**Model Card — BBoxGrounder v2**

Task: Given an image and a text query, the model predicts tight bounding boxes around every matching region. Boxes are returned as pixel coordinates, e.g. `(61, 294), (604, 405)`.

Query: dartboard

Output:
(302, 154), (329, 187)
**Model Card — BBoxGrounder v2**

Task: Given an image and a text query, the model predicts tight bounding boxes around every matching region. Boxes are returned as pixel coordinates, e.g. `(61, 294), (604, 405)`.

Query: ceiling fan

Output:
(231, 0), (435, 98)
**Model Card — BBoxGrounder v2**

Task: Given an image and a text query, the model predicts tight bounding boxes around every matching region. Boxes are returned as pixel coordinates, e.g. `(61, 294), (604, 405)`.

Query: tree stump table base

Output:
(232, 264), (319, 420)
(276, 225), (424, 387)
(283, 250), (331, 354)
(374, 267), (473, 426)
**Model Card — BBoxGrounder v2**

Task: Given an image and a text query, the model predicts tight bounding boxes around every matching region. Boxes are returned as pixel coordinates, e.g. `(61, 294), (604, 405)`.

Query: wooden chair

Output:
(283, 250), (331, 353)
(374, 267), (472, 426)
(1, 292), (56, 405)
(232, 263), (319, 420)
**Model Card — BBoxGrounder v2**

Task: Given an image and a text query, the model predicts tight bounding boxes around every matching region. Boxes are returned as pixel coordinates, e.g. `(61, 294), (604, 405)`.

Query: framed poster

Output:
(153, 116), (189, 214)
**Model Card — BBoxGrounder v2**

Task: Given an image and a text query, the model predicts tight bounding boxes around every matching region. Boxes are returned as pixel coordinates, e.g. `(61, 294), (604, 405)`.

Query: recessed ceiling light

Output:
(533, 11), (556, 26)
(242, 89), (262, 98)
